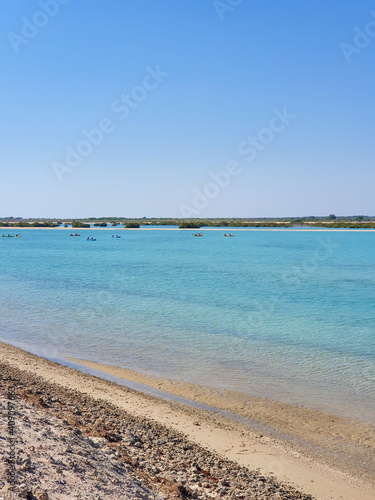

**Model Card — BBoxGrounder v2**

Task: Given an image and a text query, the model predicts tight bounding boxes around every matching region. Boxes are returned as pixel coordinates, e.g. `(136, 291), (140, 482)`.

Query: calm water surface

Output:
(0, 228), (374, 422)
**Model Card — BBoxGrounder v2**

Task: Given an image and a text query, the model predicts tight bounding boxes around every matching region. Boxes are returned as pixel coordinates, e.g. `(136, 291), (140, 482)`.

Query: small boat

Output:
(86, 237), (96, 241)
(224, 234), (235, 237)
(14, 235), (21, 238)
(192, 233), (203, 237)
(111, 235), (121, 238)
(69, 233), (80, 237)
(2, 234), (14, 238)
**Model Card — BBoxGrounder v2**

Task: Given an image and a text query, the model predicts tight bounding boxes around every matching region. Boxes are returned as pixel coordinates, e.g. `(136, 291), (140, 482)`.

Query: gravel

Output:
(0, 363), (315, 499)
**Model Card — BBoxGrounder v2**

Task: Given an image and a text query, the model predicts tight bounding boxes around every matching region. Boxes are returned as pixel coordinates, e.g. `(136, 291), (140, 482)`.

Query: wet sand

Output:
(0, 341), (374, 499)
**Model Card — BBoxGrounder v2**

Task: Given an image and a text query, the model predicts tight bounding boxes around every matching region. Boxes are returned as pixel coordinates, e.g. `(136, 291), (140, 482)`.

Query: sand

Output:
(0, 341), (374, 499)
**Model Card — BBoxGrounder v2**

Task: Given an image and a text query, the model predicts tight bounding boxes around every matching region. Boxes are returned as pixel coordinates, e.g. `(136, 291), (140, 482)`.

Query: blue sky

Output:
(1, 0), (374, 218)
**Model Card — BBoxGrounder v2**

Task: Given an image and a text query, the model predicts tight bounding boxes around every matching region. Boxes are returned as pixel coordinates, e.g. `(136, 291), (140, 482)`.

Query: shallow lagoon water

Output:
(0, 228), (374, 422)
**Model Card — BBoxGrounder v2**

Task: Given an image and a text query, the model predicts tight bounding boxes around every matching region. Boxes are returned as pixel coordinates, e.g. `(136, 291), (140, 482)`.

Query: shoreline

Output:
(1, 341), (374, 500)
(2, 226), (375, 232)
(68, 355), (375, 426)
(67, 356), (374, 424)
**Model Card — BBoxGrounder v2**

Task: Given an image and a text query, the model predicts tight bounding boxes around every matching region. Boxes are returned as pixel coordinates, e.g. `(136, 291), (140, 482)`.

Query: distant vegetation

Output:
(309, 222), (375, 228)
(72, 221), (90, 228)
(1, 216), (375, 229)
(0, 221), (58, 228)
(179, 221), (201, 229)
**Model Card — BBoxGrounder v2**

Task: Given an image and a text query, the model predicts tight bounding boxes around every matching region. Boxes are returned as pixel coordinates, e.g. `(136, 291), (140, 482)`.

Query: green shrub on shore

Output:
(13, 221), (31, 227)
(32, 221), (58, 227)
(2, 221), (59, 228)
(179, 222), (201, 229)
(125, 222), (140, 228)
(72, 221), (90, 228)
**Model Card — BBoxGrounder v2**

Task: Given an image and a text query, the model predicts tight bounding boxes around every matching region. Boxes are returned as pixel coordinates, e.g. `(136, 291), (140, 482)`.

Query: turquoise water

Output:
(0, 228), (374, 422)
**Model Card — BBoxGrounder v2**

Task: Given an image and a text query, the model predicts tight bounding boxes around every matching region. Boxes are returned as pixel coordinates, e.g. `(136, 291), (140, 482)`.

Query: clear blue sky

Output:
(1, 0), (374, 218)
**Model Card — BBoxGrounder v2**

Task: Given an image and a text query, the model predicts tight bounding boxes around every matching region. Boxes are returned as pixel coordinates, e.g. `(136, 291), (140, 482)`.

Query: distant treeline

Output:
(0, 221), (59, 227)
(2, 217), (375, 230)
(307, 222), (375, 229)
(180, 221), (375, 229)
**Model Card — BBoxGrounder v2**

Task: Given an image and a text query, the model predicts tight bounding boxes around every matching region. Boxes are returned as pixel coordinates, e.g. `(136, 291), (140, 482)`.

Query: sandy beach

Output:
(0, 342), (374, 499)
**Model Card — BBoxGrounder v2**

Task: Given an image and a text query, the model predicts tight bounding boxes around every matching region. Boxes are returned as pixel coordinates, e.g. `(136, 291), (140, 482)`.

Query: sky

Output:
(0, 0), (374, 218)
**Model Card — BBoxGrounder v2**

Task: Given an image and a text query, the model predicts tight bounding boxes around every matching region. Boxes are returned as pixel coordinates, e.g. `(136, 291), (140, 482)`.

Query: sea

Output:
(0, 227), (374, 422)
